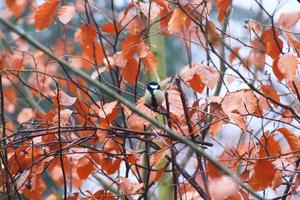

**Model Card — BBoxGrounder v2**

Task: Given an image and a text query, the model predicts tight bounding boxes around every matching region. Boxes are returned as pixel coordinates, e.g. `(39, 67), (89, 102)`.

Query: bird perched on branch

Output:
(144, 81), (165, 111)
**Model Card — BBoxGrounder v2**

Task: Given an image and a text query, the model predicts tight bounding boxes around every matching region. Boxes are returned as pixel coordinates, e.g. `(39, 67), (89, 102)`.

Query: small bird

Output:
(144, 81), (165, 111)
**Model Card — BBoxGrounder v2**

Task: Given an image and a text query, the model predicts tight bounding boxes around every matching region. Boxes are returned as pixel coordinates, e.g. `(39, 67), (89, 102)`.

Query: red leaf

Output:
(34, 0), (59, 30)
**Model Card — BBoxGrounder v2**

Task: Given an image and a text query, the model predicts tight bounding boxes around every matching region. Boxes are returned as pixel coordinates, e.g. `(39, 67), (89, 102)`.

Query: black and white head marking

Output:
(147, 81), (161, 92)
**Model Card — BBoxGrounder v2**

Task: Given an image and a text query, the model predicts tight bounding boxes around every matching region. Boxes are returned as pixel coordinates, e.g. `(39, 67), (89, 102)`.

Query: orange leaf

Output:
(6, 0), (24, 16)
(261, 85), (280, 106)
(209, 120), (224, 137)
(168, 7), (187, 33)
(34, 0), (59, 30)
(102, 22), (121, 35)
(277, 128), (300, 151)
(152, 149), (167, 167)
(122, 34), (141, 58)
(98, 101), (119, 124)
(262, 28), (283, 60)
(272, 58), (284, 81)
(77, 156), (94, 180)
(58, 5), (75, 24)
(229, 47), (240, 63)
(216, 0), (232, 22)
(277, 54), (298, 81)
(139, 43), (157, 72)
(127, 97), (156, 131)
(79, 23), (97, 46)
(248, 159), (276, 191)
(260, 133), (281, 156)
(206, 161), (224, 179)
(122, 57), (139, 85)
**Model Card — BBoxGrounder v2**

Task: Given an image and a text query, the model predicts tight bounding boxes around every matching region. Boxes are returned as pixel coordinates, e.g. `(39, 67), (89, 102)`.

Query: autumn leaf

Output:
(138, 43), (157, 72)
(6, 0), (25, 16)
(119, 177), (144, 199)
(34, 0), (59, 30)
(102, 22), (121, 35)
(78, 23), (97, 46)
(272, 58), (284, 81)
(121, 57), (139, 85)
(277, 54), (298, 81)
(216, 0), (232, 22)
(277, 128), (300, 151)
(58, 5), (75, 24)
(168, 7), (187, 33)
(77, 156), (94, 180)
(98, 101), (119, 124)
(249, 159), (277, 191)
(127, 97), (156, 131)
(55, 91), (77, 106)
(229, 47), (240, 63)
(261, 85), (280, 107)
(122, 34), (142, 58)
(261, 28), (283, 60)
(277, 12), (300, 30)
(259, 132), (281, 156)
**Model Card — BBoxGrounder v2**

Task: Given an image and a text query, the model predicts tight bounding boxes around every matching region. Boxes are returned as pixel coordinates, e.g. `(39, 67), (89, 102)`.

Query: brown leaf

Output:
(58, 5), (75, 24)
(277, 128), (300, 151)
(34, 0), (59, 30)
(249, 159), (277, 191)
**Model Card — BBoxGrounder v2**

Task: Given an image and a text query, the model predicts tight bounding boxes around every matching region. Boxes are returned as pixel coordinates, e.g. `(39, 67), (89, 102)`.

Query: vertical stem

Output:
(55, 83), (67, 200)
